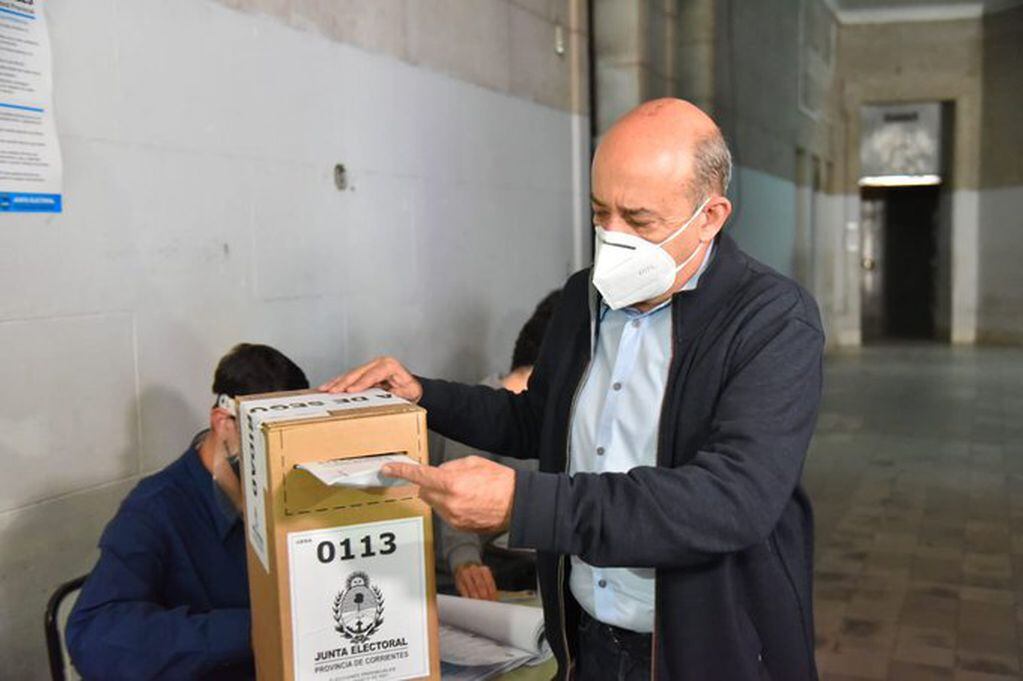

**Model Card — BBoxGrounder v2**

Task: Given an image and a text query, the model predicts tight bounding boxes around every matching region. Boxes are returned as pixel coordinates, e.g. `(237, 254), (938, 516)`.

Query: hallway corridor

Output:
(809, 346), (1023, 680)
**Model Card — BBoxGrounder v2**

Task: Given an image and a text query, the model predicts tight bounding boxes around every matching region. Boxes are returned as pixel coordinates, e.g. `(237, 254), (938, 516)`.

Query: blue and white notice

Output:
(0, 0), (61, 213)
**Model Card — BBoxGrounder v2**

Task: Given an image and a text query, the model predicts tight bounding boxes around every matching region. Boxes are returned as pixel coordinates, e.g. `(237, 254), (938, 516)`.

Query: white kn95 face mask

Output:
(592, 197), (710, 310)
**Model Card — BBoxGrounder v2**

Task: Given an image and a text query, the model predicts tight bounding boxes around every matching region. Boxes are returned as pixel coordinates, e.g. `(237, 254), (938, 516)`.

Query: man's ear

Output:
(699, 196), (732, 241)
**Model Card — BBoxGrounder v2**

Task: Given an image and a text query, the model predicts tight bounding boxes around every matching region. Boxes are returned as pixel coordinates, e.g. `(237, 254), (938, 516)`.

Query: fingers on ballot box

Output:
(236, 389), (441, 681)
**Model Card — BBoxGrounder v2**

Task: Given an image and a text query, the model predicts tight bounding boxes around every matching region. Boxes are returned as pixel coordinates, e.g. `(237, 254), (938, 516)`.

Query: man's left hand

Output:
(381, 456), (515, 533)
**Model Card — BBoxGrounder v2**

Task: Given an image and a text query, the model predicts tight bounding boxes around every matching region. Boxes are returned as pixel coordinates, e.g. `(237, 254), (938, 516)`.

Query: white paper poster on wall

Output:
(0, 0), (62, 213)
(288, 518), (430, 681)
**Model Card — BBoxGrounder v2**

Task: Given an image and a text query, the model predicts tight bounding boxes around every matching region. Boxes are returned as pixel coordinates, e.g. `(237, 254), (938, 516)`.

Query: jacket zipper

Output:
(559, 316), (596, 680)
(560, 351), (593, 674)
(649, 299), (681, 680)
(556, 555), (572, 679)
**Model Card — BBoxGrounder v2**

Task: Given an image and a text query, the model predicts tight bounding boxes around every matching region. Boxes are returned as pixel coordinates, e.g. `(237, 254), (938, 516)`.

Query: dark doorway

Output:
(884, 187), (939, 338)
(860, 186), (941, 342)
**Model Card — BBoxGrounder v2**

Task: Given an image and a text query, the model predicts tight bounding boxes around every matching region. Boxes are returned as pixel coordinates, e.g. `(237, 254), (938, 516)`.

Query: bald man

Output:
(323, 99), (823, 680)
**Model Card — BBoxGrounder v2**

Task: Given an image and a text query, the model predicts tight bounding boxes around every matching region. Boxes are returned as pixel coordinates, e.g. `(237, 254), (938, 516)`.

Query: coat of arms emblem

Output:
(333, 571), (385, 643)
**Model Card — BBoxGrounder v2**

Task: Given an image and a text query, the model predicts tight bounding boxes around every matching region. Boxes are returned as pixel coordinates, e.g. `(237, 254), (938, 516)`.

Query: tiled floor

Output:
(806, 345), (1023, 681)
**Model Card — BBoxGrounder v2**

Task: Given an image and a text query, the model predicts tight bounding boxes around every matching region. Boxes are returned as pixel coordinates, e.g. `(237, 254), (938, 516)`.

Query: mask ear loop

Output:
(216, 393), (237, 417)
(657, 197), (711, 248)
(213, 394), (241, 482)
(673, 237), (709, 274)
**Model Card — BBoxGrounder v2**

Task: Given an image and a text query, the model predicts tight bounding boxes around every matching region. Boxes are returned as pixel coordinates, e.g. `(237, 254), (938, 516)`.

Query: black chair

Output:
(44, 574), (87, 681)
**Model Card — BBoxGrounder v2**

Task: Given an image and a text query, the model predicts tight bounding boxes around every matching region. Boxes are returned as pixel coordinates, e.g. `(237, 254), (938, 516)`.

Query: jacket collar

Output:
(184, 435), (241, 542)
(670, 233), (748, 343)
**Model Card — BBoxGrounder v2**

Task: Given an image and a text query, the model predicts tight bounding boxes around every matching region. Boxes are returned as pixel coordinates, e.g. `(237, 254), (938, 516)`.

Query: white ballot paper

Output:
(296, 453), (420, 489)
(437, 594), (552, 681)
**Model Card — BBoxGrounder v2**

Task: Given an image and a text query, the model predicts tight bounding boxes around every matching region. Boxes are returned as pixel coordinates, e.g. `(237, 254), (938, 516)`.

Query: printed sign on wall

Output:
(0, 0), (62, 212)
(288, 518), (430, 681)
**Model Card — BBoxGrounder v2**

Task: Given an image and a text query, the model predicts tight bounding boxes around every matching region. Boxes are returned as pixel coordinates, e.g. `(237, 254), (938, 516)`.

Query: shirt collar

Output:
(185, 432), (241, 542)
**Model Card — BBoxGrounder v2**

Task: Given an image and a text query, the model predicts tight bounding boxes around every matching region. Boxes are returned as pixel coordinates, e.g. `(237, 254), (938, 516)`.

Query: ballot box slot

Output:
(294, 450), (407, 467)
(283, 451), (421, 516)
(293, 451), (415, 487)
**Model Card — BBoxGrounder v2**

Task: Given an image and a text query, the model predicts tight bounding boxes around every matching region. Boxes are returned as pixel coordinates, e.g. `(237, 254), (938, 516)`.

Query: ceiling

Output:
(827, 0), (1019, 22)
(833, 0), (996, 7)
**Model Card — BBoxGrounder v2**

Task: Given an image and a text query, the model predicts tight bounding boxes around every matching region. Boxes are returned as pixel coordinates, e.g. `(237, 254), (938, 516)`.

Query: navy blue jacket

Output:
(66, 442), (254, 680)
(419, 235), (823, 680)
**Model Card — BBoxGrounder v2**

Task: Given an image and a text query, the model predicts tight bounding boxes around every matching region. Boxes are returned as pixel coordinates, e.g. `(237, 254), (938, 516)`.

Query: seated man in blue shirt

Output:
(67, 343), (309, 680)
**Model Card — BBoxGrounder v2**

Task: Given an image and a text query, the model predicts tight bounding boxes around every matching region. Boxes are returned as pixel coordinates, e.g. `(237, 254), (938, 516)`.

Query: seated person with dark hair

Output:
(438, 290), (561, 601)
(67, 343), (309, 680)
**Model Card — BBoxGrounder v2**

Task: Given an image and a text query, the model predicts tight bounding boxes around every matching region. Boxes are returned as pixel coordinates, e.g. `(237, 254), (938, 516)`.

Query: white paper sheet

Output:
(296, 453), (420, 489)
(437, 595), (551, 670)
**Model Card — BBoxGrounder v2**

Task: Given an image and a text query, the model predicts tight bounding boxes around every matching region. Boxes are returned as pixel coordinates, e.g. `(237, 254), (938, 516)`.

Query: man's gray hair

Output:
(689, 131), (733, 200)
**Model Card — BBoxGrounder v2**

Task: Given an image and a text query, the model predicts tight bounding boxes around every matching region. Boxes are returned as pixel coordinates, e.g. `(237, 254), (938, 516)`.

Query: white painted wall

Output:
(950, 189), (980, 344)
(0, 0), (585, 675)
(813, 192), (848, 347)
(726, 166), (798, 276)
(979, 185), (1023, 342)
(722, 166), (852, 346)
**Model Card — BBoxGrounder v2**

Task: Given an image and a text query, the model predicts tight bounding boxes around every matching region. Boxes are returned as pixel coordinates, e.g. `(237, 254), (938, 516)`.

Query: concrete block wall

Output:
(0, 0), (589, 676)
(837, 17), (983, 345)
(834, 7), (1023, 347)
(978, 4), (1023, 344)
(591, 0), (843, 339)
(592, 0), (682, 133)
(674, 0), (715, 114)
(220, 0), (590, 116)
(710, 0), (842, 337)
(588, 0), (1023, 351)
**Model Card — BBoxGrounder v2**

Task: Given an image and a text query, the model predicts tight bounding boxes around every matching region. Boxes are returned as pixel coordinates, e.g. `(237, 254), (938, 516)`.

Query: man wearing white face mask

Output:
(591, 195), (711, 310)
(322, 98), (824, 681)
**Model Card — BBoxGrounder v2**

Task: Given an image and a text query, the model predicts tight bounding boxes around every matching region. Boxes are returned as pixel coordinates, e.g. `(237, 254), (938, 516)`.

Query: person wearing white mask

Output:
(321, 98), (824, 681)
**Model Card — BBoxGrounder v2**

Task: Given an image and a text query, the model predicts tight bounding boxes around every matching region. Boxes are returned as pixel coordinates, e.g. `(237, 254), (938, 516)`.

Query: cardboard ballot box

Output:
(236, 388), (441, 681)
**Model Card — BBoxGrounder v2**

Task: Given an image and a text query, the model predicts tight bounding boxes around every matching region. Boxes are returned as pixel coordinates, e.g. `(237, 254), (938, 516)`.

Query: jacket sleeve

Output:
(66, 509), (251, 680)
(508, 306), (824, 568)
(417, 377), (546, 462)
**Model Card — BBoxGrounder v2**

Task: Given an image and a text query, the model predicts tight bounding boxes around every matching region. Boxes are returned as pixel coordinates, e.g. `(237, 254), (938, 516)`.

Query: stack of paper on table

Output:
(437, 594), (552, 680)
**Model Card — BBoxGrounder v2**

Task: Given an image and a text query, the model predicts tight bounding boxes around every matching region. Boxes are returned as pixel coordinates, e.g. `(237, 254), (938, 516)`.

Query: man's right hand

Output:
(318, 356), (423, 402)
(454, 563), (498, 601)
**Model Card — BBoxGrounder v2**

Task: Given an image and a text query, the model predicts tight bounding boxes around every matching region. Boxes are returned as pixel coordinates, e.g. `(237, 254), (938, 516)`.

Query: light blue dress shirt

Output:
(568, 243), (714, 633)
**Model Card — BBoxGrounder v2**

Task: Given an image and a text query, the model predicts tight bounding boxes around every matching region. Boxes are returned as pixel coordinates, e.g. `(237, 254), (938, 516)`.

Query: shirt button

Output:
(632, 319), (641, 328)
(598, 579), (607, 588)
(596, 446), (605, 456)
(612, 382), (622, 391)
